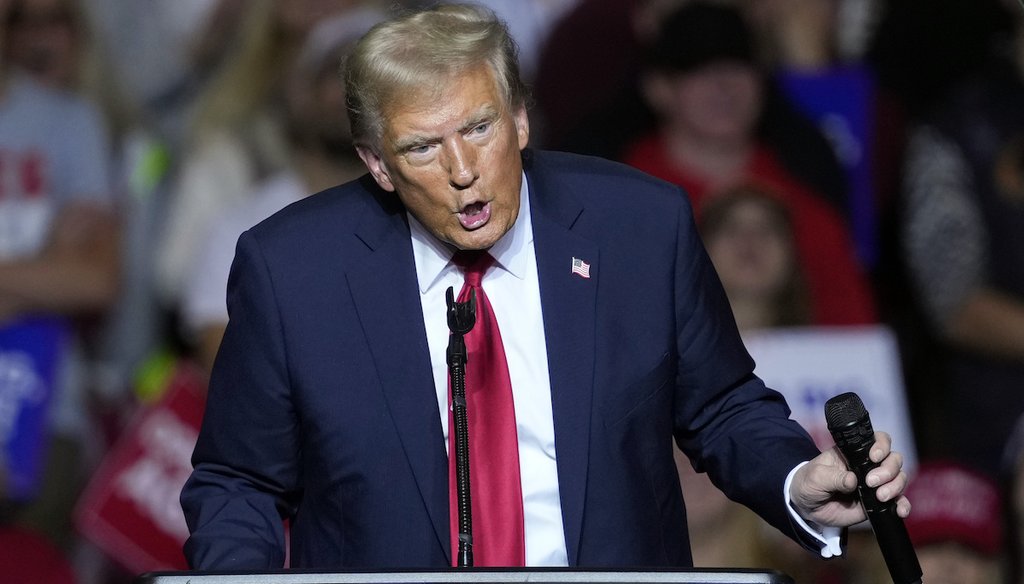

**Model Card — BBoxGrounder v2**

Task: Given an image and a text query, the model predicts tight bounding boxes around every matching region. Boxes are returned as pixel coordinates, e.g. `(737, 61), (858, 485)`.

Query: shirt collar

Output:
(409, 171), (533, 294)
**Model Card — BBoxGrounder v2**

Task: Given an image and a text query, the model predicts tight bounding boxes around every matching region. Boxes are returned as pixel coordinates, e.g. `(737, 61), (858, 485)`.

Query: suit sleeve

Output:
(668, 195), (823, 546)
(180, 230), (301, 569)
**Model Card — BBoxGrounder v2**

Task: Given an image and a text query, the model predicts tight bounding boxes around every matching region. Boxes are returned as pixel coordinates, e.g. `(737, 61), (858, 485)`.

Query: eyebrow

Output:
(394, 133), (433, 154)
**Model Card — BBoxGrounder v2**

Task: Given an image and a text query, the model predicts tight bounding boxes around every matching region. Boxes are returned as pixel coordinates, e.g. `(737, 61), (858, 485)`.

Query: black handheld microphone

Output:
(824, 392), (922, 584)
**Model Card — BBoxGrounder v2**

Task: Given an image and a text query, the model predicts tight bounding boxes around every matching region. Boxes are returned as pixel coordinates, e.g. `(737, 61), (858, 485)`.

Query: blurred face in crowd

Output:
(917, 542), (1001, 584)
(357, 64), (530, 251)
(704, 196), (794, 301)
(4, 0), (78, 88)
(645, 61), (762, 145)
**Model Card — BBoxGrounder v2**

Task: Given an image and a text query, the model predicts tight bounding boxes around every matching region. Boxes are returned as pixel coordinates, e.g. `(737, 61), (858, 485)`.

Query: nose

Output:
(443, 136), (478, 189)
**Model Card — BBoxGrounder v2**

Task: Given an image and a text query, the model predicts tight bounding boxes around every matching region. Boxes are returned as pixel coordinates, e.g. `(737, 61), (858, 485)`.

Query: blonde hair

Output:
(343, 3), (527, 148)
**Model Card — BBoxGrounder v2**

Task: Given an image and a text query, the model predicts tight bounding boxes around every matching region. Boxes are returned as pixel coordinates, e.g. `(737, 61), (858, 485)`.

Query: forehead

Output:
(380, 66), (504, 141)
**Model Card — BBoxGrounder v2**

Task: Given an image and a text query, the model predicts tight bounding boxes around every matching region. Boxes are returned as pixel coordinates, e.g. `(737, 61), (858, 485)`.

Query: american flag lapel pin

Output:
(570, 257), (591, 279)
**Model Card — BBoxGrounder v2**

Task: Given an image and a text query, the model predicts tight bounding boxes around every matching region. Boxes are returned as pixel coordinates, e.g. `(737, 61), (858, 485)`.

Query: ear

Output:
(355, 145), (396, 192)
(513, 106), (530, 150)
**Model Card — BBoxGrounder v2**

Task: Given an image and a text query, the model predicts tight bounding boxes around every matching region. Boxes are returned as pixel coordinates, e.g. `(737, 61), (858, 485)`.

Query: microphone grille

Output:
(824, 392), (867, 429)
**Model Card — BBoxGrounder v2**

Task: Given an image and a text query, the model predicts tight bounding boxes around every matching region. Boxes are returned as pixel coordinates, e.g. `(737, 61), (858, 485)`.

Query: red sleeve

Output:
(788, 190), (878, 325)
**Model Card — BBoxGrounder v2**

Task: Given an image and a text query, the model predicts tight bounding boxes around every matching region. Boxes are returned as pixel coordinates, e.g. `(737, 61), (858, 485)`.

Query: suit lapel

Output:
(346, 189), (451, 560)
(527, 157), (598, 566)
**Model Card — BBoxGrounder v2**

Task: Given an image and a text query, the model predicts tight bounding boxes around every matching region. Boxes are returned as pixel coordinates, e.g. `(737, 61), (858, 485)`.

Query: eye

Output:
(404, 143), (437, 163)
(472, 122), (490, 134)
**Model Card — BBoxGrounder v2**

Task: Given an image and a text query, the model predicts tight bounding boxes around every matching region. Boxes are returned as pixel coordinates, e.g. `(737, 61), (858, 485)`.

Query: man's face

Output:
(357, 65), (530, 251)
(646, 62), (762, 144)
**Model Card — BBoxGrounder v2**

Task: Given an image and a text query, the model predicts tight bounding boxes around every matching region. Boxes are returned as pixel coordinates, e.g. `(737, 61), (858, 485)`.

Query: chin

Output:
(453, 238), (497, 251)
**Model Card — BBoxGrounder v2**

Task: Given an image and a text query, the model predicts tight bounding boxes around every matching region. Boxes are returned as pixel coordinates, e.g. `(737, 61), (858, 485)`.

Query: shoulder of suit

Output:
(244, 173), (382, 241)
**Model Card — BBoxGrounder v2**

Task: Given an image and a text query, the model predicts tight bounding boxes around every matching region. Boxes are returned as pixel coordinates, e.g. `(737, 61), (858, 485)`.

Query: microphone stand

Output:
(446, 286), (476, 568)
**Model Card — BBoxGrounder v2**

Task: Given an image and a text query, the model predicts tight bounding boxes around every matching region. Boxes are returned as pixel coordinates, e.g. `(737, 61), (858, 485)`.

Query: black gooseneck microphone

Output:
(446, 286), (476, 567)
(824, 392), (922, 584)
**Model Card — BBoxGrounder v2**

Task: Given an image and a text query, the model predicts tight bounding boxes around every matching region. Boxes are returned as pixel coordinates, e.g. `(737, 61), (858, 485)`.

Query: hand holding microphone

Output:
(824, 392), (922, 584)
(788, 392), (920, 583)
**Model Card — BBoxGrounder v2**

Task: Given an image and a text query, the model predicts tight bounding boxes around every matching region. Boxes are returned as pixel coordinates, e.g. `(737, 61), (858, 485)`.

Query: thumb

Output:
(833, 467), (858, 494)
(809, 452), (858, 496)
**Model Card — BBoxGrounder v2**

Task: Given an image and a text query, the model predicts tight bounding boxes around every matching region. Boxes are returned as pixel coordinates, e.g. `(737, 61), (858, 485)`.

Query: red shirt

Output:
(624, 133), (876, 325)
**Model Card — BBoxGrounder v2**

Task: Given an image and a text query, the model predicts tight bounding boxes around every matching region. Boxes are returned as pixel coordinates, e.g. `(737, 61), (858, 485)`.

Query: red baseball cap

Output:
(904, 461), (1003, 556)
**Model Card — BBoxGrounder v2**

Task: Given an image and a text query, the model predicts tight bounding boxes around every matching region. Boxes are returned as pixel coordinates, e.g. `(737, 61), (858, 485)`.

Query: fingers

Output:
(867, 449), (903, 484)
(869, 431), (892, 462)
(895, 495), (912, 518)
(865, 430), (908, 498)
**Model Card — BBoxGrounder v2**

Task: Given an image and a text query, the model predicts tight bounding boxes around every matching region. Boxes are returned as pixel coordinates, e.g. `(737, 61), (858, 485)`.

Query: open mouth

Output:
(457, 201), (491, 230)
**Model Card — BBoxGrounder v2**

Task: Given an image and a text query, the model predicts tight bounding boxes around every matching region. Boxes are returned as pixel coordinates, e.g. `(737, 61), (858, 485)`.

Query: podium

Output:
(135, 569), (794, 584)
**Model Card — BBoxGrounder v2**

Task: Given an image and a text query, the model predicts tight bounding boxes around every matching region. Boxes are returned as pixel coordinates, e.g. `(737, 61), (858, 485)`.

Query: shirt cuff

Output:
(785, 461), (844, 558)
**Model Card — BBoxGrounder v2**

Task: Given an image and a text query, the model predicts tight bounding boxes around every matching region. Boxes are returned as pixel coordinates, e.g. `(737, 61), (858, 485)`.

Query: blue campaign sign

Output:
(0, 316), (67, 500)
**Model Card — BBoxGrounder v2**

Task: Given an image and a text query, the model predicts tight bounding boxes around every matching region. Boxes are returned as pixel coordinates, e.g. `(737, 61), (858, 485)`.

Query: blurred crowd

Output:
(0, 0), (1022, 582)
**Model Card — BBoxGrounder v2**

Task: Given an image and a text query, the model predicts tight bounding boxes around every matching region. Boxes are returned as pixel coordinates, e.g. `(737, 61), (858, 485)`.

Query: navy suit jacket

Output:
(181, 150), (821, 570)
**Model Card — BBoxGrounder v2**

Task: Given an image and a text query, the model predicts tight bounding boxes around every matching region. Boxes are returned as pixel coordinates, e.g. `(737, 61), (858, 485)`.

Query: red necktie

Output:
(448, 251), (526, 566)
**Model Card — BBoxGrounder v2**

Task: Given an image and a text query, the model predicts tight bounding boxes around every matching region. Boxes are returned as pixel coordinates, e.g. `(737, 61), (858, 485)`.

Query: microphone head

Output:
(825, 391), (868, 430)
(825, 392), (874, 453)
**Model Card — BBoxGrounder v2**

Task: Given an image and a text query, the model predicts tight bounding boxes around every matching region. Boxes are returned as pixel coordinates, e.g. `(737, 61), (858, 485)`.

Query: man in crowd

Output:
(181, 3), (909, 570)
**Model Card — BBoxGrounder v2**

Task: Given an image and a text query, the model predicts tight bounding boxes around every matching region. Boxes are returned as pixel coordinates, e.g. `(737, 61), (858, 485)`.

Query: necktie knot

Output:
(452, 250), (495, 288)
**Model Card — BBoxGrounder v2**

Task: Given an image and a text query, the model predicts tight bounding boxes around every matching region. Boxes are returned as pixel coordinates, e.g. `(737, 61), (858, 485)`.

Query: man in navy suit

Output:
(181, 3), (910, 571)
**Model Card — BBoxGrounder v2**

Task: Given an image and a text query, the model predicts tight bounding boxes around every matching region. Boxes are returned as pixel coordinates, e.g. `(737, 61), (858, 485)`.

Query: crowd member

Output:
(533, 0), (847, 211)
(181, 2), (909, 571)
(901, 0), (1024, 477)
(0, 0), (117, 558)
(83, 0), (291, 151)
(904, 462), (1005, 584)
(698, 187), (809, 332)
(3, 0), (139, 142)
(529, 0), (641, 150)
(622, 2), (874, 326)
(740, 0), (899, 269)
(867, 0), (1011, 120)
(4, 0), (82, 89)
(155, 0), (380, 309)
(181, 10), (380, 373)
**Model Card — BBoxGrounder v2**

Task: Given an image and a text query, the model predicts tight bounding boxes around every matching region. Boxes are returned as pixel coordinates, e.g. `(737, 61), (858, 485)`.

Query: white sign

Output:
(743, 325), (917, 474)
